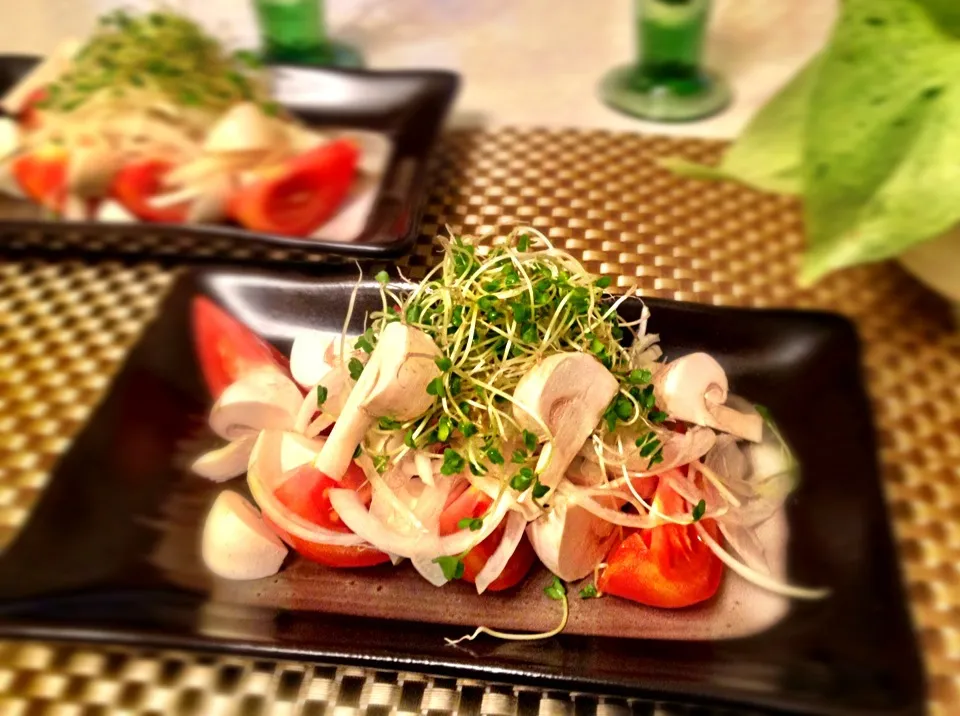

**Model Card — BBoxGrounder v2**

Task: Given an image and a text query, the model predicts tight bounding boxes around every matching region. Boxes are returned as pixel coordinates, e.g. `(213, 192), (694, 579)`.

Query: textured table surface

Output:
(0, 129), (957, 715)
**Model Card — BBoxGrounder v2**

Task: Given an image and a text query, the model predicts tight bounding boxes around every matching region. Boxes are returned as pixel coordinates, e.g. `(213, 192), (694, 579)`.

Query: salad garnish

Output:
(192, 226), (829, 642)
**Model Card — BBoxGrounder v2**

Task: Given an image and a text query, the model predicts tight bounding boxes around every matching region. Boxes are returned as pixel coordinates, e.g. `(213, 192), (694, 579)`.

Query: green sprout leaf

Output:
(544, 576), (566, 601)
(579, 583), (600, 599)
(316, 385), (328, 407)
(440, 449), (465, 476)
(348, 358), (364, 381)
(692, 499), (706, 522)
(457, 517), (484, 532)
(435, 555), (465, 581)
(435, 356), (453, 371)
(375, 270), (390, 284)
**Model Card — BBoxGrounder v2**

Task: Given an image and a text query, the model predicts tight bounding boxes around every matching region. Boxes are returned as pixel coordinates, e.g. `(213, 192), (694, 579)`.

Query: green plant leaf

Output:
(801, 0), (960, 283)
(661, 55), (821, 196)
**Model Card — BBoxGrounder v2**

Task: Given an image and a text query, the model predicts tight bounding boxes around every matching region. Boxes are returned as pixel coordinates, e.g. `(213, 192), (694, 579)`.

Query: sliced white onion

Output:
(247, 430), (366, 547)
(564, 490), (655, 529)
(328, 488), (510, 560)
(414, 451), (435, 488)
(191, 435), (256, 482)
(305, 414), (334, 438)
(312, 364), (355, 421)
(717, 519), (770, 574)
(694, 522), (829, 600)
(410, 476), (457, 586)
(294, 386), (320, 434)
(475, 510), (527, 594)
(209, 368), (302, 440)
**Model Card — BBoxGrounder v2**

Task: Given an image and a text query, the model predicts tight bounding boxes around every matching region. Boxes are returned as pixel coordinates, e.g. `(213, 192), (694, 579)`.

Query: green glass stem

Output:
(600, 0), (730, 122)
(253, 0), (362, 68)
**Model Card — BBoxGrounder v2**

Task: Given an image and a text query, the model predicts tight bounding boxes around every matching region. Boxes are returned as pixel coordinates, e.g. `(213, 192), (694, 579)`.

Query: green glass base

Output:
(599, 64), (730, 122)
(261, 39), (363, 68)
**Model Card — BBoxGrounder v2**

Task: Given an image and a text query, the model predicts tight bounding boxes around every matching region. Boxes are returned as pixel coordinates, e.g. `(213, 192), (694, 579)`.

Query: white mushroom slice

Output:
(67, 145), (124, 197)
(0, 39), (81, 115)
(652, 353), (763, 442)
(95, 199), (137, 223)
(314, 323), (441, 480)
(513, 352), (619, 489)
(526, 492), (619, 581)
(0, 118), (20, 162)
(204, 102), (285, 154)
(208, 368), (302, 441)
(192, 435), (257, 482)
(289, 329), (345, 388)
(202, 491), (287, 580)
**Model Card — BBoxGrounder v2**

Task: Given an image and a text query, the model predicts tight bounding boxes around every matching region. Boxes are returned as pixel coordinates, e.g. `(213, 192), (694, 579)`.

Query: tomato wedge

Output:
(268, 461), (389, 568)
(229, 138), (358, 237)
(438, 484), (535, 591)
(18, 87), (48, 131)
(191, 296), (290, 399)
(274, 462), (371, 533)
(112, 159), (190, 223)
(262, 514), (390, 568)
(598, 483), (723, 608)
(12, 145), (67, 211)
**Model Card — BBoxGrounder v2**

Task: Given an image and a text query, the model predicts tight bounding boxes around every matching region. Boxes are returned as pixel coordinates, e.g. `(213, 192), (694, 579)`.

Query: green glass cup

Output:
(600, 0), (730, 122)
(253, 0), (362, 67)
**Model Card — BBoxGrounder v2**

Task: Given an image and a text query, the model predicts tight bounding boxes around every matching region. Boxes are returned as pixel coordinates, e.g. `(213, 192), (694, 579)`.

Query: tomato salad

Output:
(194, 228), (827, 640)
(0, 10), (385, 239)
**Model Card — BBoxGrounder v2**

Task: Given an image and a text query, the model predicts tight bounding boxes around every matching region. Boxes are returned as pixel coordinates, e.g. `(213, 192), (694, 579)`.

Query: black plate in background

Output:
(0, 56), (458, 261)
(0, 269), (925, 716)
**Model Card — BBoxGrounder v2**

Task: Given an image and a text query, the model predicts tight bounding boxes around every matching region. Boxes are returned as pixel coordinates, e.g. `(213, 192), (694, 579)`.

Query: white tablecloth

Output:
(1, 0), (835, 139)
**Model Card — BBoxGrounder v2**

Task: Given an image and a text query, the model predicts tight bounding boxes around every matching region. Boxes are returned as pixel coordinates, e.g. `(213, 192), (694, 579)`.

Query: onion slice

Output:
(694, 523), (829, 599)
(475, 510), (527, 594)
(247, 430), (367, 547)
(328, 488), (510, 560)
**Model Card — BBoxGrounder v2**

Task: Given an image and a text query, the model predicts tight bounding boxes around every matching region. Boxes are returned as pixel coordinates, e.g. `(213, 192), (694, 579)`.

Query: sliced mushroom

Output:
(202, 491), (287, 580)
(0, 39), (80, 115)
(513, 352), (619, 489)
(314, 323), (441, 480)
(192, 435), (257, 482)
(652, 353), (762, 442)
(204, 102), (285, 154)
(526, 492), (619, 581)
(208, 367), (302, 441)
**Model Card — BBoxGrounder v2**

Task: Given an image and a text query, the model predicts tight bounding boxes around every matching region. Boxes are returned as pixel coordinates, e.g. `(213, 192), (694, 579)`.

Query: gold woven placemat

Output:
(1, 128), (958, 715)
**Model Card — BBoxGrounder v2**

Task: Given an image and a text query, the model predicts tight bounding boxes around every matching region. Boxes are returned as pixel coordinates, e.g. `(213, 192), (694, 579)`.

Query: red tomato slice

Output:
(191, 296), (290, 399)
(438, 484), (535, 591)
(262, 514), (390, 568)
(274, 461), (371, 533)
(18, 87), (48, 131)
(111, 159), (190, 223)
(598, 483), (723, 608)
(229, 138), (359, 237)
(12, 146), (67, 211)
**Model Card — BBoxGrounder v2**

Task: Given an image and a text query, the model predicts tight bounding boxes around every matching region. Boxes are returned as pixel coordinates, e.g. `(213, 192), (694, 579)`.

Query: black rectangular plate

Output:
(0, 56), (458, 261)
(0, 268), (925, 715)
